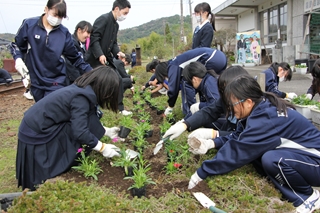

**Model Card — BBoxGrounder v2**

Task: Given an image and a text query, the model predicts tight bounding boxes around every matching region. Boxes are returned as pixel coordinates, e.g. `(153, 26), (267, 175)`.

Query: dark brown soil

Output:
(60, 92), (212, 198)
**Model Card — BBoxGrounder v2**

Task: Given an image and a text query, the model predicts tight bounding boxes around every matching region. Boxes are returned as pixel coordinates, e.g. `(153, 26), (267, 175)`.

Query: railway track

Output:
(0, 80), (24, 93)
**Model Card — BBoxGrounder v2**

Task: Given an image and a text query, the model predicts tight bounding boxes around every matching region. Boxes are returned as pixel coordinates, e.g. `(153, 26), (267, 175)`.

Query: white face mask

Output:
(195, 15), (201, 23)
(47, 14), (62, 26)
(279, 76), (285, 82)
(117, 14), (127, 22)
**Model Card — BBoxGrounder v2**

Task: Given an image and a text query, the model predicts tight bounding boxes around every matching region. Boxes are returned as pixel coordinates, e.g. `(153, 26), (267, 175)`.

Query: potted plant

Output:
(156, 105), (165, 115)
(118, 115), (134, 138)
(133, 136), (148, 153)
(295, 64), (308, 74)
(310, 102), (320, 125)
(124, 157), (156, 198)
(111, 148), (138, 177)
(291, 94), (317, 119)
(166, 113), (176, 124)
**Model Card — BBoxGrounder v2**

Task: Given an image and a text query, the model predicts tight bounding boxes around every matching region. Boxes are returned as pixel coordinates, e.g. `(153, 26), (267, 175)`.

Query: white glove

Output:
(163, 122), (187, 140)
(190, 103), (200, 114)
(287, 92), (297, 99)
(188, 137), (215, 155)
(188, 172), (203, 189)
(104, 127), (120, 139)
(15, 58), (31, 88)
(15, 58), (29, 77)
(22, 75), (31, 88)
(175, 119), (184, 124)
(164, 107), (173, 116)
(93, 141), (120, 158)
(306, 94), (313, 100)
(188, 128), (217, 140)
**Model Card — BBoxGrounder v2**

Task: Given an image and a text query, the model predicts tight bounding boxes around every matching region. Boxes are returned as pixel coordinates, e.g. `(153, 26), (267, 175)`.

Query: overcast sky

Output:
(0, 0), (225, 35)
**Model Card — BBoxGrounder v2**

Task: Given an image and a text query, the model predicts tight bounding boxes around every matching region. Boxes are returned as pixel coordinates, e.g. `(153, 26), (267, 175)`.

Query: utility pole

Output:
(180, 0), (184, 43)
(189, 0), (193, 31)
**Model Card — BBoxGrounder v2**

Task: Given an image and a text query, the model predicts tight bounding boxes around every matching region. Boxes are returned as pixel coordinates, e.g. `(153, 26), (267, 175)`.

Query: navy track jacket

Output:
(197, 98), (320, 179)
(10, 15), (92, 91)
(167, 47), (227, 107)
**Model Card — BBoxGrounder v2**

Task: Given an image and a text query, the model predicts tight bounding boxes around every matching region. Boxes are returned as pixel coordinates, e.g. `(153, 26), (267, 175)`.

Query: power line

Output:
(0, 10), (8, 33)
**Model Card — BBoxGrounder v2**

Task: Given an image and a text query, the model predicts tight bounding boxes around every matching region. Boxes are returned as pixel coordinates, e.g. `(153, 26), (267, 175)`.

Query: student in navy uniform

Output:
(263, 62), (297, 99)
(0, 68), (13, 84)
(86, 0), (132, 115)
(306, 58), (320, 100)
(16, 66), (122, 191)
(188, 74), (320, 213)
(163, 66), (249, 142)
(155, 47), (227, 117)
(9, 0), (92, 102)
(182, 61), (220, 120)
(192, 2), (215, 49)
(66, 20), (92, 85)
(131, 48), (136, 67)
(113, 54), (135, 92)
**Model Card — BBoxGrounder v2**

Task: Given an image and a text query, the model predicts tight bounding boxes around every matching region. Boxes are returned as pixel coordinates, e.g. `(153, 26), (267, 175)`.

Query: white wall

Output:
(238, 9), (255, 32)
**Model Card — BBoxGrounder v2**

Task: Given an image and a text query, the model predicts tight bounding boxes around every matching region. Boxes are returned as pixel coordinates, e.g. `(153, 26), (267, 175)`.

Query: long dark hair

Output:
(46, 0), (67, 18)
(74, 20), (92, 37)
(155, 61), (168, 83)
(218, 66), (250, 96)
(310, 58), (320, 96)
(269, 62), (292, 81)
(194, 2), (215, 31)
(74, 66), (119, 112)
(223, 75), (295, 118)
(182, 61), (217, 86)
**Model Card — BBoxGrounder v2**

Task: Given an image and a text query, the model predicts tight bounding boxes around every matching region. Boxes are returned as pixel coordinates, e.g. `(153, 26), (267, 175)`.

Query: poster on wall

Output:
(236, 31), (261, 65)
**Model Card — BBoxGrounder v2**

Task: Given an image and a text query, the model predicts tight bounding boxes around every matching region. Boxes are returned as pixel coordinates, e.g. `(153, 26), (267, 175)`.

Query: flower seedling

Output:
(119, 115), (134, 129)
(112, 147), (138, 176)
(72, 146), (102, 180)
(159, 120), (171, 135)
(291, 94), (317, 106)
(124, 156), (156, 190)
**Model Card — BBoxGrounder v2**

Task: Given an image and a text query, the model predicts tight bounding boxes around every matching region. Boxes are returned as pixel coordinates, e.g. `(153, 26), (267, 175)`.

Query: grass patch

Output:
(1, 65), (296, 212)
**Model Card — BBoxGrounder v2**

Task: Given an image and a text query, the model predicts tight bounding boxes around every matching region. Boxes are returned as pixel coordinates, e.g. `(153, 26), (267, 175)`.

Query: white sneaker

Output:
(119, 110), (132, 116)
(296, 190), (320, 213)
(23, 91), (33, 100)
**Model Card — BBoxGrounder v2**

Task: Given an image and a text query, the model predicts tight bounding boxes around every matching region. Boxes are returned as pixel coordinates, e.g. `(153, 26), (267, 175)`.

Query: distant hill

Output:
(0, 33), (15, 42)
(118, 15), (192, 43)
(1, 15), (193, 45)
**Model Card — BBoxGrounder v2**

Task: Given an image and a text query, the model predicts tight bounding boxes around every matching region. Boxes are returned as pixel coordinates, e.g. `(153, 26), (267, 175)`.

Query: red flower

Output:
(77, 148), (83, 153)
(173, 163), (182, 168)
(169, 149), (174, 153)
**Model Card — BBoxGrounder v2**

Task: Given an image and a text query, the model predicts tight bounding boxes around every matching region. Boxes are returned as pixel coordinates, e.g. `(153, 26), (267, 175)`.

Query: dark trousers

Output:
(261, 150), (320, 207)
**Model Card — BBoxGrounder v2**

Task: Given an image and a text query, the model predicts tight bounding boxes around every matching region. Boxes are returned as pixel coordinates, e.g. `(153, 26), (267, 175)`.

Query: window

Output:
(260, 3), (287, 44)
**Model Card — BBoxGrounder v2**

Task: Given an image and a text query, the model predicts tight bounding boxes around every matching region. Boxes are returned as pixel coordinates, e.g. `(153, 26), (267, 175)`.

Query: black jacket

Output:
(86, 11), (120, 68)
(66, 34), (86, 84)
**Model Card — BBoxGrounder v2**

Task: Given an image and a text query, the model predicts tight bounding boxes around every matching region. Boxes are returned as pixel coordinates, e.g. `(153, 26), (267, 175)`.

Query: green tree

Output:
(165, 23), (172, 45)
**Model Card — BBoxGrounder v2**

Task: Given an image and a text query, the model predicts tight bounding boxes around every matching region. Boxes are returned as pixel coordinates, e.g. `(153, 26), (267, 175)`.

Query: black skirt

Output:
(16, 126), (80, 191)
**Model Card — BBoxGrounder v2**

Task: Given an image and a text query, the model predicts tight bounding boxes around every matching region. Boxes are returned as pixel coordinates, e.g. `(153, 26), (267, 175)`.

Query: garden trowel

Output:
(124, 149), (139, 159)
(193, 192), (226, 213)
(153, 136), (170, 155)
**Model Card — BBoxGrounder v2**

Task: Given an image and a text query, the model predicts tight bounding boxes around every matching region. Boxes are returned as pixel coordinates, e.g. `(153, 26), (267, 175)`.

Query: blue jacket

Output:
(263, 67), (286, 98)
(9, 15), (92, 91)
(197, 73), (219, 109)
(197, 98), (320, 179)
(167, 47), (227, 107)
(192, 22), (213, 49)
